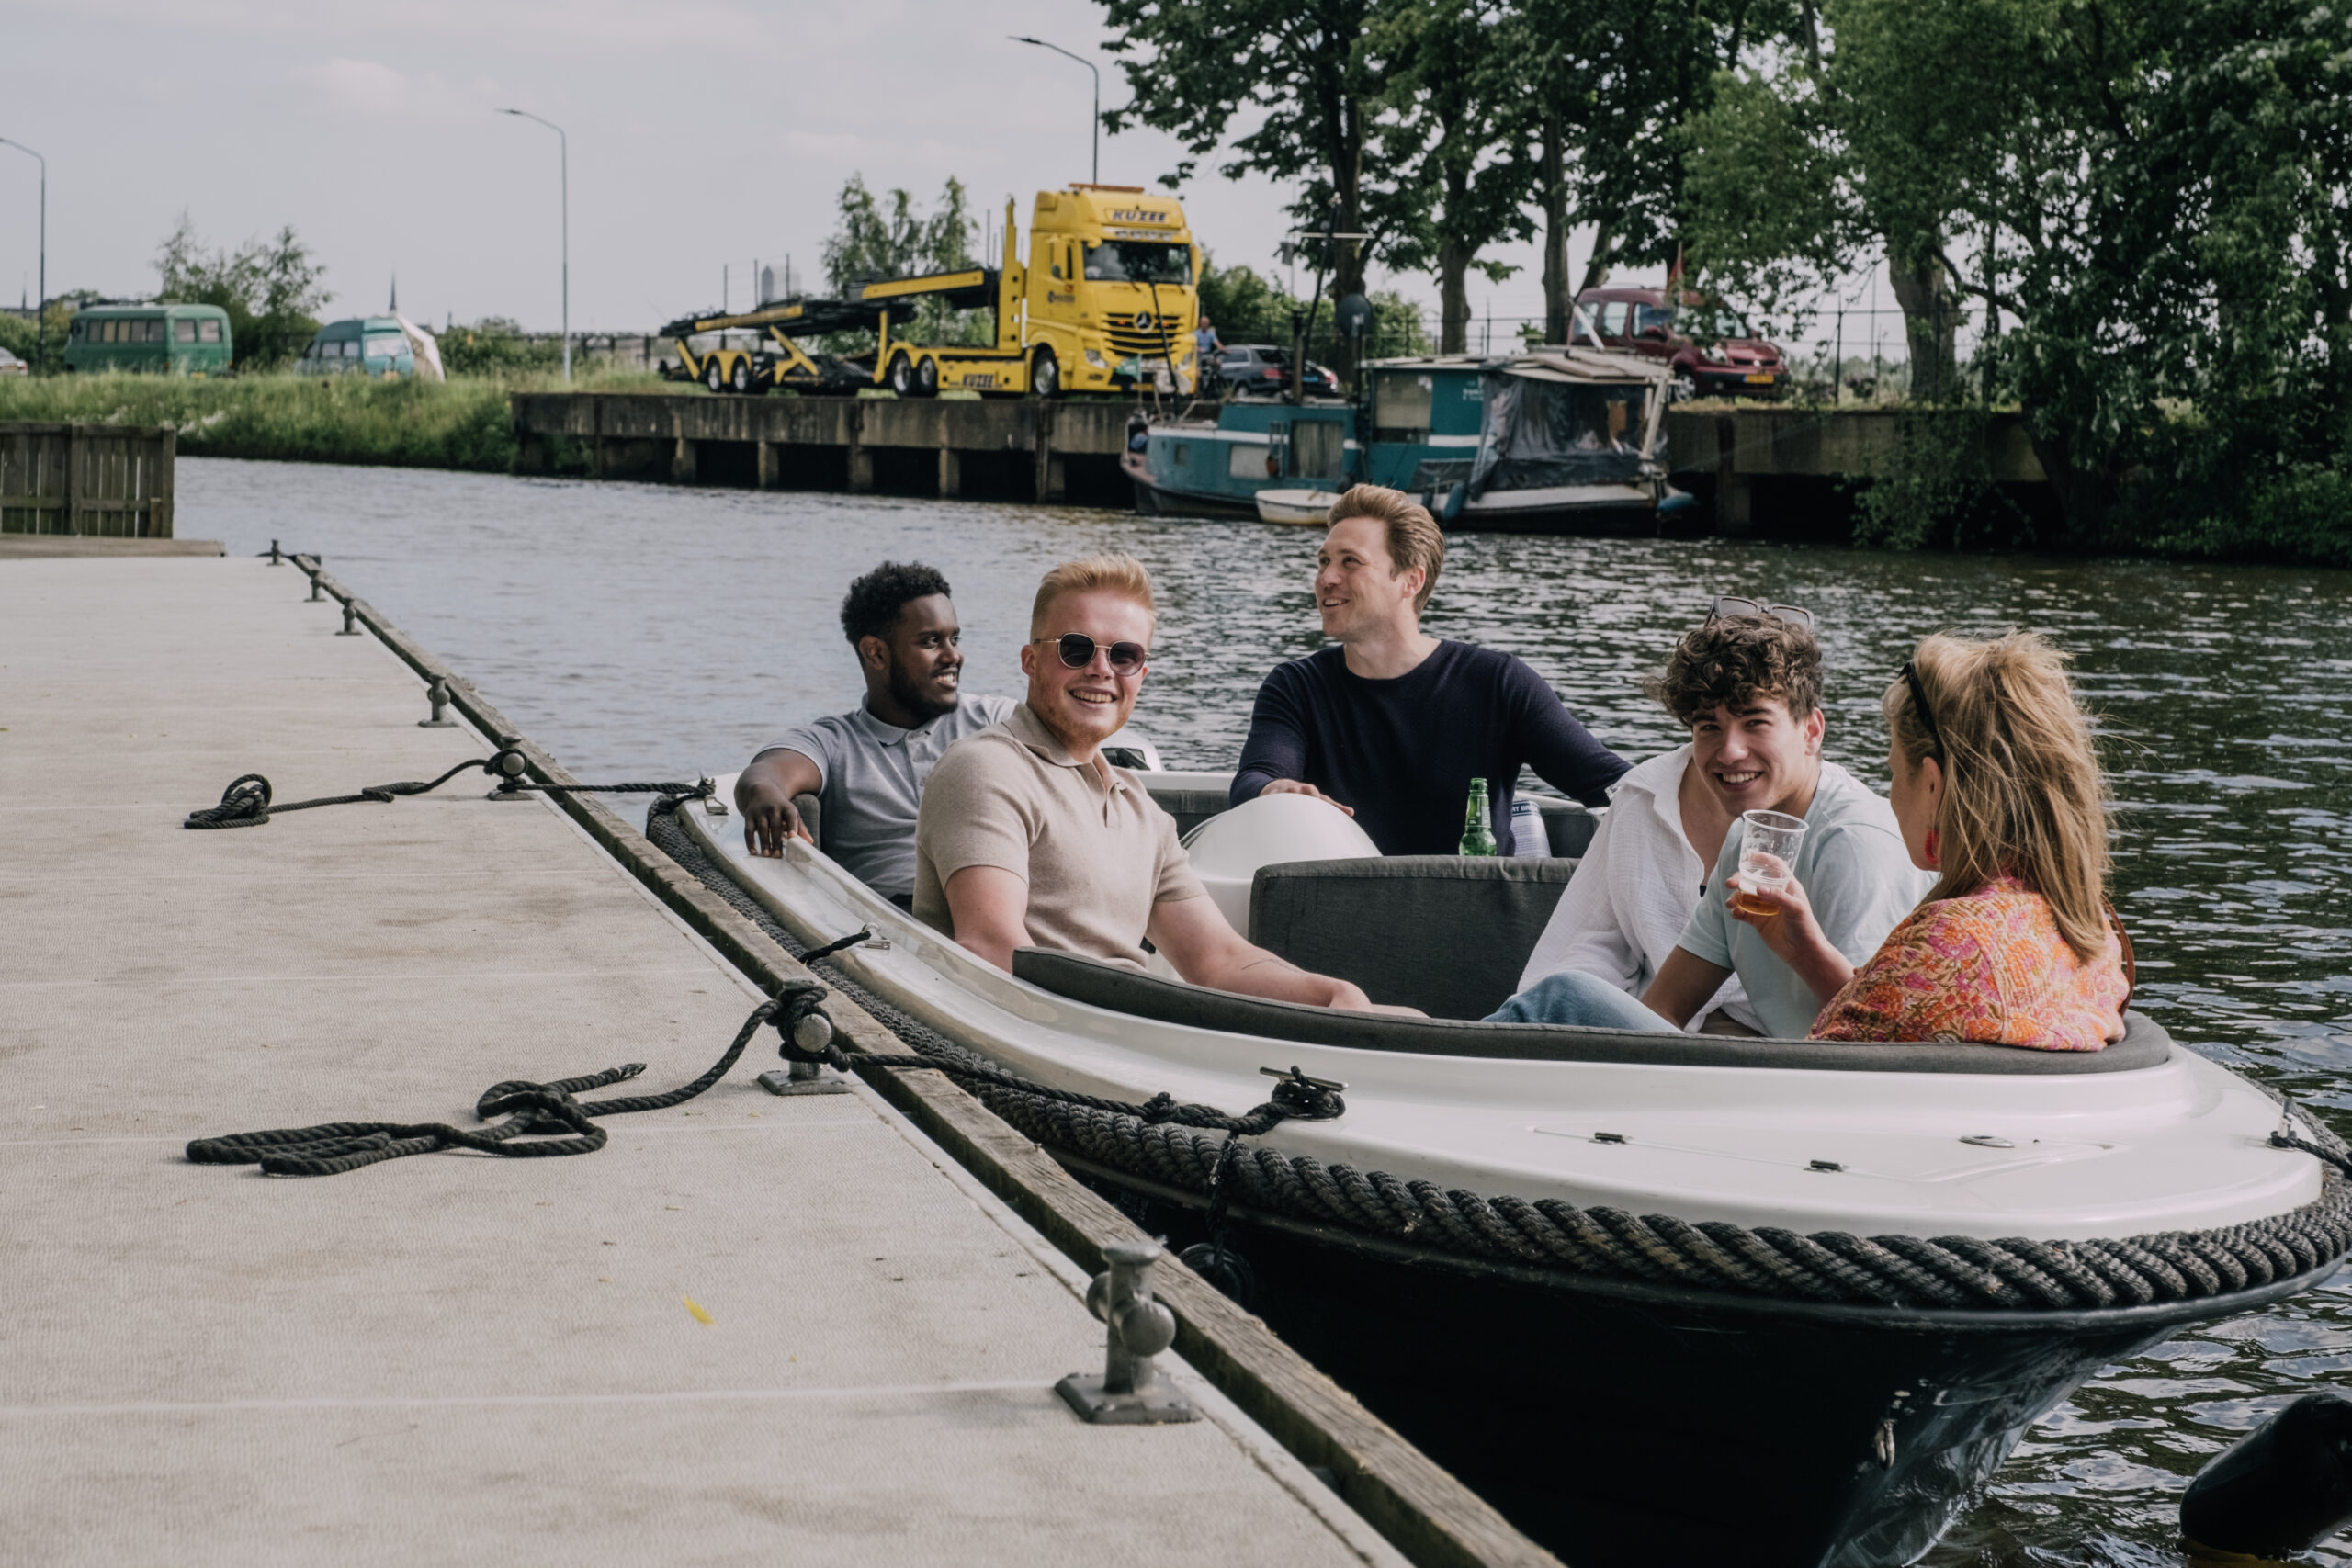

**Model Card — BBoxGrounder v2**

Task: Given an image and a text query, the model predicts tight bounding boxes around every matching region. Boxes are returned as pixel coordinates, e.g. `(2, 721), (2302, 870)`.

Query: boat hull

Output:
(1458, 483), (1686, 536)
(1130, 476), (1265, 520)
(1085, 1167), (2336, 1568)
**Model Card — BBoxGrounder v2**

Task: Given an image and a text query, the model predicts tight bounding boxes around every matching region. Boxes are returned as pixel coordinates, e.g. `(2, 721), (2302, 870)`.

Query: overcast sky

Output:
(4, 0), (1914, 355)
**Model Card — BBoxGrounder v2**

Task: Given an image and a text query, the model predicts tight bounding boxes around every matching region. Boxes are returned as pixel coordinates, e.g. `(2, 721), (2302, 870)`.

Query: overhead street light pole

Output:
(1, 139), (47, 376)
(1011, 37), (1099, 185)
(496, 108), (569, 381)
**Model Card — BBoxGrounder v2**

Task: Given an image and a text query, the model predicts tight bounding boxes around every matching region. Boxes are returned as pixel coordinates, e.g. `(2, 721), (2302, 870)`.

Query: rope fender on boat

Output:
(644, 808), (2352, 1316)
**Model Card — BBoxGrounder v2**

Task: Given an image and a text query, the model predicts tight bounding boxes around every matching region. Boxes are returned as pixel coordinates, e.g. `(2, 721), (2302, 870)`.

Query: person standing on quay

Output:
(1230, 484), (1628, 855)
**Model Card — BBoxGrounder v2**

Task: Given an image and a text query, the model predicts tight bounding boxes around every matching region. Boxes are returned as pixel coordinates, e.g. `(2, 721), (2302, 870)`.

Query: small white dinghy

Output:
(1253, 488), (1340, 525)
(660, 772), (2349, 1568)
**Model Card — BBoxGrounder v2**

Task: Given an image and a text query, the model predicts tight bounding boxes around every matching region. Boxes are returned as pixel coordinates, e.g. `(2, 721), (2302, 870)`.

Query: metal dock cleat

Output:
(1057, 1240), (1196, 1425)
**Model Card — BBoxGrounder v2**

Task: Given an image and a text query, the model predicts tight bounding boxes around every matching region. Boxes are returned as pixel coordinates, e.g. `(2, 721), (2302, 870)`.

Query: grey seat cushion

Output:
(1010, 946), (2175, 1076)
(1536, 799), (1598, 858)
(1250, 856), (1577, 1020)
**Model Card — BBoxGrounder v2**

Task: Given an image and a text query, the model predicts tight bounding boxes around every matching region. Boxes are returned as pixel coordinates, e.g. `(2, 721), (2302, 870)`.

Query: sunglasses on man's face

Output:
(1706, 595), (1815, 629)
(1032, 633), (1149, 675)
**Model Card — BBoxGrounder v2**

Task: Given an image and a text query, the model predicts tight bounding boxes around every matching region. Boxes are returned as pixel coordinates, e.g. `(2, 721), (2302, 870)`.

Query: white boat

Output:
(1253, 488), (1340, 526)
(657, 772), (2349, 1568)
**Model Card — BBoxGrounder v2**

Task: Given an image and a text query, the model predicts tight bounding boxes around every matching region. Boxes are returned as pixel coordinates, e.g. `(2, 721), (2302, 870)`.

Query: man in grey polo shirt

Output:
(736, 562), (1015, 907)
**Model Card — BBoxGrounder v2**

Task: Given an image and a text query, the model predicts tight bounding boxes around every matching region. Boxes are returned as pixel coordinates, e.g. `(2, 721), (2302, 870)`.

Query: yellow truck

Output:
(661, 185), (1200, 398)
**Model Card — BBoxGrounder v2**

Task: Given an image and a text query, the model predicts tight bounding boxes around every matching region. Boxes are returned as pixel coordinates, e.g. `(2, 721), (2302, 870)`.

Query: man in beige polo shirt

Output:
(915, 555), (1392, 1010)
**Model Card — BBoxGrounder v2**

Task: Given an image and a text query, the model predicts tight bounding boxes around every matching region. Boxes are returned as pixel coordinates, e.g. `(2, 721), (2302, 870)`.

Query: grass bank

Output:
(0, 370), (665, 473)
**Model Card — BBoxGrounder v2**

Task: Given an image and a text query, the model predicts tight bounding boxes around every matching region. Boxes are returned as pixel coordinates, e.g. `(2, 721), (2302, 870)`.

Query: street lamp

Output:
(0, 138), (46, 377)
(496, 108), (569, 381)
(1011, 37), (1099, 185)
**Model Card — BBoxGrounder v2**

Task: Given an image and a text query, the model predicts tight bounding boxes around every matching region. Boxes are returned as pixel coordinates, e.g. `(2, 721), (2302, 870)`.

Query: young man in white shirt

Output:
(1494, 602), (1934, 1038)
(735, 561), (1016, 907)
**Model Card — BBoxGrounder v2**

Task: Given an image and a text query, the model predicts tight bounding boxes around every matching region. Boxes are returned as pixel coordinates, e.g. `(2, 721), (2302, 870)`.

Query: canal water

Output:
(182, 457), (2352, 1566)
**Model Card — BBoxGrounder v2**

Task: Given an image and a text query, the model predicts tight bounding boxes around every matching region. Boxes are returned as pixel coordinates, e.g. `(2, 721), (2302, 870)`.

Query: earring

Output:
(1923, 829), (1940, 868)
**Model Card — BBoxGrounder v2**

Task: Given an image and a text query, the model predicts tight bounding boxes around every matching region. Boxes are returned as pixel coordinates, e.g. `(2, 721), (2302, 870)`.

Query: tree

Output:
(1503, 0), (1787, 342)
(820, 175), (977, 290)
(1098, 0), (1418, 385)
(1683, 0), (2352, 549)
(819, 175), (988, 348)
(439, 317), (563, 378)
(154, 214), (331, 369)
(1371, 0), (1527, 352)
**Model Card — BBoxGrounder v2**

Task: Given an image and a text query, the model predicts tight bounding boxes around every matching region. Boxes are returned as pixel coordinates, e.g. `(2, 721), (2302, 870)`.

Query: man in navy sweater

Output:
(1232, 485), (1627, 855)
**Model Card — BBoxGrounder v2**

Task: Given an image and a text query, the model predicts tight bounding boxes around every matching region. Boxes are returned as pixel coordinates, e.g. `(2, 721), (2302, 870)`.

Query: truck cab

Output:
(1023, 186), (1199, 396)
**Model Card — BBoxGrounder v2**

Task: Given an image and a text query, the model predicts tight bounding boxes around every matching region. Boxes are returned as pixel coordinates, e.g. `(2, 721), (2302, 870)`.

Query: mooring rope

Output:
(187, 972), (1340, 1179)
(184, 750), (714, 829)
(643, 807), (2352, 1314)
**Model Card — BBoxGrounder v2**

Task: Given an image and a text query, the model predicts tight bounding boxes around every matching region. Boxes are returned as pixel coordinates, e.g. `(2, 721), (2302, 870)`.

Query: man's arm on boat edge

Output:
(737, 748), (820, 858)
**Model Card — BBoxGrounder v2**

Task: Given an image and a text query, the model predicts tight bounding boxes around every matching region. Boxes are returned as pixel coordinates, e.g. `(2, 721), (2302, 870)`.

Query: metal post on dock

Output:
(418, 677), (458, 728)
(1057, 1241), (1195, 1425)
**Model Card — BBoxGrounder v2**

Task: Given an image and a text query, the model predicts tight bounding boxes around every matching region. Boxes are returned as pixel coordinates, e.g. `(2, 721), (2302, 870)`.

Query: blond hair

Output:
(1884, 631), (2109, 961)
(1031, 554), (1157, 637)
(1327, 484), (1444, 612)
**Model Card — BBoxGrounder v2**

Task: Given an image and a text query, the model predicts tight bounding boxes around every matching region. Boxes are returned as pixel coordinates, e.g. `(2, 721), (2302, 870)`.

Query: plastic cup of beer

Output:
(1733, 810), (1808, 918)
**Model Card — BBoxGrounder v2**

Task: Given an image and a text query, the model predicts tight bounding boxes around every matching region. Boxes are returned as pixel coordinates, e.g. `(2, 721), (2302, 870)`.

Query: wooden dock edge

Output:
(288, 553), (1560, 1568)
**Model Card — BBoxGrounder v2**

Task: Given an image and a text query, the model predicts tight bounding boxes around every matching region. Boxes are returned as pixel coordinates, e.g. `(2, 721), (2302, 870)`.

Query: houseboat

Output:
(1125, 347), (1679, 532)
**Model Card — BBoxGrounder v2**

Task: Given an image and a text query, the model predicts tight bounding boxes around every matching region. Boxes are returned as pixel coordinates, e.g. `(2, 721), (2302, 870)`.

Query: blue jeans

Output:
(1485, 969), (1679, 1032)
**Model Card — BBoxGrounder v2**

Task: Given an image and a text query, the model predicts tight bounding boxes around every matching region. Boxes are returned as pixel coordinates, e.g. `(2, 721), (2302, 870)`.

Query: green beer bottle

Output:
(1459, 777), (1498, 857)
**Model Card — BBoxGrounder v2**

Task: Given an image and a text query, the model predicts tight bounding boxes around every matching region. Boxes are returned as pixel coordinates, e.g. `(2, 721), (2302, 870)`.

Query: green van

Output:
(64, 304), (233, 375)
(297, 317), (416, 378)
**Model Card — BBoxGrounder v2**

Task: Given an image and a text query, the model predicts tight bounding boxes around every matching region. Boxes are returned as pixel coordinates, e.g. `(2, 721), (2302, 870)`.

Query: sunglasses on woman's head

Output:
(1032, 633), (1149, 674)
(1706, 595), (1815, 629)
(1900, 660), (1943, 756)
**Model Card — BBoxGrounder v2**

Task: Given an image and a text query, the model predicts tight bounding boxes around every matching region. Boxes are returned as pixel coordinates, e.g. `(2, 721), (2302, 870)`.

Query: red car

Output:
(1576, 288), (1786, 400)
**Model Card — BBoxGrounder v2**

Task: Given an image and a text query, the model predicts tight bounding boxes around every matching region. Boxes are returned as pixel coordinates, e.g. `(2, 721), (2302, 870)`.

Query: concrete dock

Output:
(0, 553), (1534, 1566)
(505, 389), (2061, 536)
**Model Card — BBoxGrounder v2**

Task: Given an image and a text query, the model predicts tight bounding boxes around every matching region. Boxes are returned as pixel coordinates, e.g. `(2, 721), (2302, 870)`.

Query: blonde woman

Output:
(1729, 631), (2131, 1049)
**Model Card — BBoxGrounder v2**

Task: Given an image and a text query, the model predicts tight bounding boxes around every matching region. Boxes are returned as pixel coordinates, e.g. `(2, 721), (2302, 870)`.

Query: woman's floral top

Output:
(1811, 875), (2128, 1050)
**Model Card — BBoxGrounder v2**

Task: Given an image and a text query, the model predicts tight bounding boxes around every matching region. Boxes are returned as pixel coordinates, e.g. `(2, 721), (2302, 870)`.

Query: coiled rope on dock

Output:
(644, 808), (2352, 1314)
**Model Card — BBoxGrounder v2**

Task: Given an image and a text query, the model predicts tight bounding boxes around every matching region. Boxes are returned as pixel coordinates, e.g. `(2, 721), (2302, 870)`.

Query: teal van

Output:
(298, 317), (416, 378)
(63, 304), (233, 375)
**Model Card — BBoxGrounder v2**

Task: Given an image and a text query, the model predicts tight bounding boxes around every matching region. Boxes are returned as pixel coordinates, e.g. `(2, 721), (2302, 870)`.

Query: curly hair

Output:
(840, 561), (954, 647)
(1645, 614), (1824, 725)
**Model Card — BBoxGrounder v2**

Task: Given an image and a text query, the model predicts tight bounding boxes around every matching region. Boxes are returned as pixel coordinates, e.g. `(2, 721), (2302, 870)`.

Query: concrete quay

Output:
(507, 389), (2059, 536)
(0, 550), (1548, 1567)
(510, 390), (1136, 504)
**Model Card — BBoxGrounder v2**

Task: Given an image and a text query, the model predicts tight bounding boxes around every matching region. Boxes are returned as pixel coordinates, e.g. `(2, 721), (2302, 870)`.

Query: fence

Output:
(1219, 301), (1973, 403)
(0, 423), (176, 536)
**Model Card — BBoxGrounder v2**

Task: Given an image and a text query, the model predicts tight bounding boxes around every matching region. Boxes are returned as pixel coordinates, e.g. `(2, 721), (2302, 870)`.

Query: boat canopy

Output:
(1469, 350), (1665, 499)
